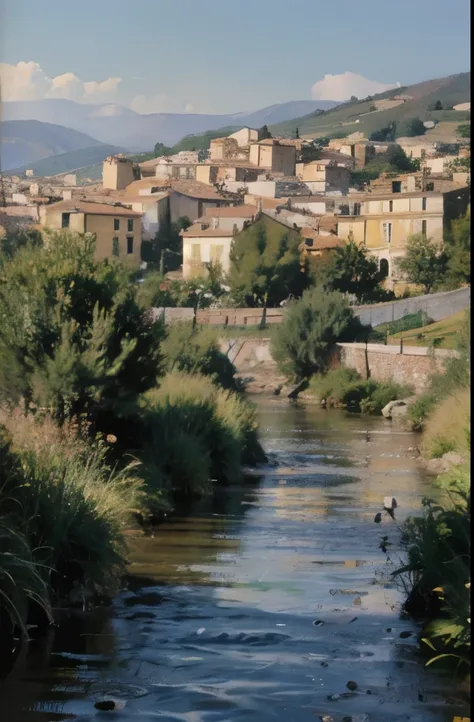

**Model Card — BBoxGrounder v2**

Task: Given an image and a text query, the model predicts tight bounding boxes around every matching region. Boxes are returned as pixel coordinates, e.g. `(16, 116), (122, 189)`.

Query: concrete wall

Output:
(169, 192), (231, 223)
(182, 234), (233, 278)
(336, 343), (453, 393)
(152, 287), (470, 328)
(216, 336), (454, 393)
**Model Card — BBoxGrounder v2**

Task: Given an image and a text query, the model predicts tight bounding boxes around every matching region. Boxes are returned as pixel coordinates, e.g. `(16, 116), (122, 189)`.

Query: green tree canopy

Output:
(270, 287), (367, 381)
(227, 215), (308, 307)
(153, 141), (173, 157)
(322, 239), (391, 303)
(258, 125), (272, 140)
(457, 123), (470, 139)
(444, 211), (470, 287)
(0, 230), (164, 436)
(397, 117), (426, 138)
(396, 233), (446, 294)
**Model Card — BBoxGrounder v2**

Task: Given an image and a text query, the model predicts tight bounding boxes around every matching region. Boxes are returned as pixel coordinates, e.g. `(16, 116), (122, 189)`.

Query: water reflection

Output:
(1, 398), (469, 721)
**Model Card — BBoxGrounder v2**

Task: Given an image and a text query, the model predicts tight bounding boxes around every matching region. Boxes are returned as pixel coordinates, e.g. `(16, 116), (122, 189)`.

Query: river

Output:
(1, 399), (469, 721)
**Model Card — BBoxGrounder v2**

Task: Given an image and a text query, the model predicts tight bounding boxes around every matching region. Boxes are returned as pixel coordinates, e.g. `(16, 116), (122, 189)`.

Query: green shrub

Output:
(309, 369), (410, 413)
(140, 372), (265, 505)
(393, 473), (470, 668)
(163, 322), (237, 390)
(0, 416), (143, 600)
(428, 435), (457, 459)
(271, 288), (367, 381)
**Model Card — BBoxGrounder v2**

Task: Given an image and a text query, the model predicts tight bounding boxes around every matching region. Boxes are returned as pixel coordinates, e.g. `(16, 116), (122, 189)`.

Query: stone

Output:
(383, 497), (397, 510)
(442, 451), (465, 467)
(381, 400), (406, 419)
(374, 512), (382, 523)
(94, 699), (126, 711)
(346, 681), (358, 691)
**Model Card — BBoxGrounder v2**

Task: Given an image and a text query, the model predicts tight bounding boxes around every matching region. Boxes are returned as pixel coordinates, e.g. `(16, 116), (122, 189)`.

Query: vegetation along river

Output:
(2, 399), (469, 721)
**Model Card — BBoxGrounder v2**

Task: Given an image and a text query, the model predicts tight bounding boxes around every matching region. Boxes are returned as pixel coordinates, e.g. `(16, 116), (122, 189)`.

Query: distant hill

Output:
(1, 120), (107, 171)
(9, 144), (125, 178)
(270, 72), (471, 139)
(2, 99), (338, 150)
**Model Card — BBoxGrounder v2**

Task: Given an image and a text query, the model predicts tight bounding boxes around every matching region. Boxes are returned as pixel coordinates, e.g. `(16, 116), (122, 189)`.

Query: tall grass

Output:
(140, 372), (265, 506)
(0, 411), (143, 600)
(393, 469), (470, 669)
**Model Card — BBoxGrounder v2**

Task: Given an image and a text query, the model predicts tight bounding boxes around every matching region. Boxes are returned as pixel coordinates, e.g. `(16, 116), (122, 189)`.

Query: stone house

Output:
(169, 180), (238, 223)
(39, 199), (143, 263)
(249, 139), (296, 176)
(296, 160), (350, 193)
(103, 156), (139, 191)
(181, 205), (258, 278)
(335, 187), (470, 289)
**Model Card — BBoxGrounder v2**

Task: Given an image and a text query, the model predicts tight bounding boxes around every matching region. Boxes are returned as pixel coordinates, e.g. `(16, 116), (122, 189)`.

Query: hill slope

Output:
(9, 144), (125, 178)
(2, 99), (338, 150)
(270, 72), (470, 139)
(1, 120), (107, 171)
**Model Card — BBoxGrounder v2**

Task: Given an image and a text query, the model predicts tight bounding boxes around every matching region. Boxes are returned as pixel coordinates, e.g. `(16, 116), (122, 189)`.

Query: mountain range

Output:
(1, 99), (337, 162)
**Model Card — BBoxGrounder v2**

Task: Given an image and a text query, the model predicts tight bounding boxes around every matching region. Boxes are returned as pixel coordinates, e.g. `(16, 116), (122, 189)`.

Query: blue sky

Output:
(0, 0), (470, 113)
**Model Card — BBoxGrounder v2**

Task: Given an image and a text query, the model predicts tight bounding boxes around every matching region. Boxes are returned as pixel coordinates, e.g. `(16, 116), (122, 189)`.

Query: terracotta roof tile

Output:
(204, 205), (256, 218)
(181, 223), (234, 238)
(171, 180), (237, 200)
(44, 200), (143, 217)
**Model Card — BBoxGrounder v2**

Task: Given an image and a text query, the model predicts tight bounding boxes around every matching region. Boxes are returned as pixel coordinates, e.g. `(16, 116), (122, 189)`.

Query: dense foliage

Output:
(319, 239), (394, 303)
(396, 233), (446, 294)
(270, 287), (367, 381)
(309, 368), (411, 414)
(227, 215), (308, 307)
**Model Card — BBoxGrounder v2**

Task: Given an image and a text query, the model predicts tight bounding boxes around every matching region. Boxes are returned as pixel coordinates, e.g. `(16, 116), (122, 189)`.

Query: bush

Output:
(0, 413), (143, 601)
(162, 322), (238, 390)
(309, 369), (410, 413)
(271, 288), (367, 381)
(393, 472), (470, 668)
(139, 372), (265, 506)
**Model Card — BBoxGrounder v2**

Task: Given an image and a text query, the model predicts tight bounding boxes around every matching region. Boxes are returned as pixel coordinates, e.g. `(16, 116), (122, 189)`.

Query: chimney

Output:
(212, 216), (219, 229)
(256, 198), (262, 214)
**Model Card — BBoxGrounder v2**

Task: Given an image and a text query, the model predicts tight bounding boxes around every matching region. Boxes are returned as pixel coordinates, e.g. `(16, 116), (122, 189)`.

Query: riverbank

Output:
(2, 400), (469, 721)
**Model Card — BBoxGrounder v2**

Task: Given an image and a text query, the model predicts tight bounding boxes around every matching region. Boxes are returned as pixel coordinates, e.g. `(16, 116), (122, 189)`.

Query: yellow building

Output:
(102, 156), (138, 191)
(40, 200), (143, 264)
(181, 206), (257, 278)
(249, 139), (296, 176)
(336, 187), (470, 289)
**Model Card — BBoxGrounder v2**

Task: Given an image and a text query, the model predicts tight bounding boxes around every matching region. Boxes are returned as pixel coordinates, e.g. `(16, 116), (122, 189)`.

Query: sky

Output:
(0, 0), (470, 115)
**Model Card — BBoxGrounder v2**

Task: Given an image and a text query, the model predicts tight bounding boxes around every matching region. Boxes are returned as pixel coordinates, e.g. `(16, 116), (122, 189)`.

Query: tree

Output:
(428, 100), (443, 111)
(295, 127), (300, 139)
(396, 233), (446, 294)
(258, 124), (272, 140)
(0, 228), (43, 260)
(350, 95), (358, 103)
(444, 211), (470, 287)
(142, 216), (192, 272)
(397, 117), (426, 138)
(154, 142), (172, 158)
(0, 230), (165, 440)
(270, 288), (367, 381)
(227, 215), (308, 307)
(323, 239), (389, 303)
(369, 122), (397, 142)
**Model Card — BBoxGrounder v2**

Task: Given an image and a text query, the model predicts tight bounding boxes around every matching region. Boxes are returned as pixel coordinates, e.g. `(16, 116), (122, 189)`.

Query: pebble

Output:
(313, 620), (325, 627)
(197, 627), (206, 635)
(399, 630), (413, 638)
(346, 681), (358, 691)
(94, 699), (126, 711)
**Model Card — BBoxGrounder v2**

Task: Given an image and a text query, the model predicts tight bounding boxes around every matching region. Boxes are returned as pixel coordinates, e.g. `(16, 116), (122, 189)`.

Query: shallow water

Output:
(1, 400), (469, 721)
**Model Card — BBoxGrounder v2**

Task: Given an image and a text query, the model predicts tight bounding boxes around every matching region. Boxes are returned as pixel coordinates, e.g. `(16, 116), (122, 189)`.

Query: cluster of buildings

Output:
(0, 124), (470, 295)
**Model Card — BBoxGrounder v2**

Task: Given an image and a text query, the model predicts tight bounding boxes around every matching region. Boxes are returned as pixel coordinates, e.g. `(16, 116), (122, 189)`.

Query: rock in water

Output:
(374, 512), (382, 523)
(383, 496), (397, 510)
(381, 399), (406, 419)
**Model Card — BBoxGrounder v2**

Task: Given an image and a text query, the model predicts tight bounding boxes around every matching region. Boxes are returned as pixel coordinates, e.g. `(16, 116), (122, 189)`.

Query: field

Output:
(388, 310), (467, 349)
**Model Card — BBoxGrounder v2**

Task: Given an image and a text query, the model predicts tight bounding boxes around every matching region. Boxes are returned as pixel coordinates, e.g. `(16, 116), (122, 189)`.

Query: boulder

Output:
(442, 451), (465, 467)
(381, 399), (406, 418)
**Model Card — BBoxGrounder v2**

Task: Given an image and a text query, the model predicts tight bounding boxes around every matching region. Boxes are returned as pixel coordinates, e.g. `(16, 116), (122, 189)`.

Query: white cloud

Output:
(311, 72), (400, 101)
(0, 61), (122, 103)
(185, 103), (196, 113)
(130, 93), (171, 114)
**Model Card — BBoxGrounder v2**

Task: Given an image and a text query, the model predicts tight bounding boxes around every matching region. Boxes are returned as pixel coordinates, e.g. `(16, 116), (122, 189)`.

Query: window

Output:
(210, 244), (224, 263)
(422, 220), (427, 237)
(389, 200), (393, 212)
(127, 218), (134, 232)
(114, 218), (120, 231)
(127, 236), (134, 255)
(61, 213), (70, 228)
(191, 244), (201, 261)
(422, 197), (427, 211)
(198, 201), (203, 217)
(112, 237), (120, 257)
(426, 182), (434, 191)
(392, 181), (402, 193)
(379, 258), (389, 278)
(353, 202), (361, 216)
(382, 222), (392, 244)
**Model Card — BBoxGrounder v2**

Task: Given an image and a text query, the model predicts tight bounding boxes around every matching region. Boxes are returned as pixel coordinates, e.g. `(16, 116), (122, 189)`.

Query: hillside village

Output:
(0, 108), (470, 297)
